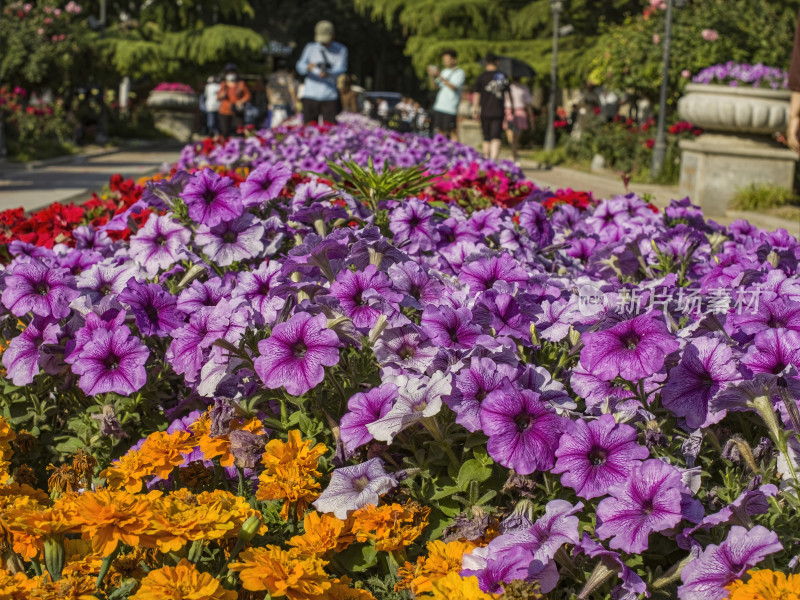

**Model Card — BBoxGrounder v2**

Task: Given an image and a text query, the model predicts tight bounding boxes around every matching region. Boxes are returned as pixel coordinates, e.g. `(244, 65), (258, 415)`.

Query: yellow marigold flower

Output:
(0, 417), (16, 457)
(194, 489), (262, 539)
(100, 450), (151, 494)
(28, 573), (97, 600)
(0, 482), (49, 505)
(0, 571), (35, 600)
(396, 539), (479, 595)
(139, 430), (195, 480)
(429, 572), (498, 600)
(287, 511), (347, 556)
(350, 501), (430, 552)
(229, 545), (331, 599)
(0, 495), (48, 561)
(726, 569), (800, 600)
(193, 413), (264, 467)
(256, 430), (327, 520)
(6, 504), (81, 538)
(62, 554), (103, 579)
(69, 489), (151, 556)
(327, 576), (378, 600)
(130, 559), (236, 600)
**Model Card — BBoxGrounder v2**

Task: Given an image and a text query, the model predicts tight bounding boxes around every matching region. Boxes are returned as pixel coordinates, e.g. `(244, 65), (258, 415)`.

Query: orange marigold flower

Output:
(0, 571), (35, 599)
(139, 430), (195, 480)
(69, 489), (151, 556)
(287, 511), (347, 556)
(350, 501), (430, 552)
(130, 559), (236, 600)
(327, 576), (378, 600)
(0, 495), (48, 561)
(193, 413), (264, 467)
(256, 430), (327, 520)
(28, 573), (97, 600)
(396, 539), (478, 595)
(6, 503), (81, 539)
(100, 450), (151, 494)
(228, 545), (330, 599)
(429, 572), (498, 600)
(726, 569), (800, 600)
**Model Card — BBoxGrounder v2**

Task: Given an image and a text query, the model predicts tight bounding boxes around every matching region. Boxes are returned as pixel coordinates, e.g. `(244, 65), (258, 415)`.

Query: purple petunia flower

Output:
(195, 214), (265, 267)
(661, 336), (742, 428)
(446, 357), (517, 432)
(77, 262), (139, 301)
(459, 253), (529, 292)
(387, 261), (443, 309)
(480, 383), (566, 474)
(330, 264), (403, 330)
(580, 312), (679, 382)
(254, 312), (340, 396)
(312, 458), (397, 519)
(741, 328), (800, 375)
(240, 162), (292, 206)
(231, 262), (285, 325)
(678, 526), (783, 600)
(339, 383), (398, 452)
(2, 317), (61, 385)
(420, 304), (481, 350)
(373, 325), (439, 376)
(71, 327), (150, 396)
(595, 459), (691, 554)
(552, 414), (649, 500)
(129, 214), (191, 276)
(2, 259), (79, 319)
(181, 168), (243, 227)
(167, 305), (231, 383)
(176, 277), (232, 314)
(575, 534), (648, 598)
(118, 278), (183, 337)
(389, 198), (439, 253)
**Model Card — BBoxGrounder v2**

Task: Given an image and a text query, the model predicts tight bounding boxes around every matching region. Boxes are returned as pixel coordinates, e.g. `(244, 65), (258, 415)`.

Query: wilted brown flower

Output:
(12, 465), (37, 488)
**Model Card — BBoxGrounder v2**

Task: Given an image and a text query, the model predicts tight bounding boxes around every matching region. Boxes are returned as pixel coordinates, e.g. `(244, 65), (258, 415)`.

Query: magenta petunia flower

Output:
(389, 198), (439, 253)
(552, 414), (649, 500)
(181, 167), (243, 227)
(479, 383), (566, 474)
(330, 264), (403, 330)
(1, 259), (79, 319)
(661, 336), (742, 428)
(339, 383), (398, 452)
(166, 305), (231, 383)
(312, 458), (397, 519)
(741, 328), (800, 375)
(459, 253), (529, 292)
(595, 459), (690, 554)
(580, 312), (679, 382)
(118, 278), (184, 338)
(71, 327), (150, 396)
(2, 317), (61, 385)
(387, 261), (444, 309)
(254, 312), (340, 396)
(129, 214), (191, 276)
(678, 526), (783, 600)
(240, 162), (292, 206)
(731, 297), (800, 334)
(446, 357), (517, 432)
(176, 277), (232, 314)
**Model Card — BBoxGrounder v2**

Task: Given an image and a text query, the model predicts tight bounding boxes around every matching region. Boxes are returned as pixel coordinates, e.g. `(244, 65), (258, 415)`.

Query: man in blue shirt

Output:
(427, 49), (465, 141)
(296, 21), (349, 126)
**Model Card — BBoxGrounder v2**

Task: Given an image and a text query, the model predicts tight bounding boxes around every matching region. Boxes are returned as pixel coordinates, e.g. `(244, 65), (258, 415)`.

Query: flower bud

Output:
(238, 515), (262, 545)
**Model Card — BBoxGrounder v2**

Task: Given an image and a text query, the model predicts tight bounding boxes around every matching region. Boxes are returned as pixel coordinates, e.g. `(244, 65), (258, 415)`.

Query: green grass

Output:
(730, 183), (800, 212)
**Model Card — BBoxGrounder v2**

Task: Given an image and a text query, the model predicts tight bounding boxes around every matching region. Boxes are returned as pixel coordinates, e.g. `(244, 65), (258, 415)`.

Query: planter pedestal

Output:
(679, 134), (797, 217)
(152, 110), (195, 143)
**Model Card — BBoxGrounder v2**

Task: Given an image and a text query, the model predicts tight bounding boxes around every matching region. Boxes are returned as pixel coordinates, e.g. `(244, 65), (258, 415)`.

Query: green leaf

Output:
(456, 459), (492, 491)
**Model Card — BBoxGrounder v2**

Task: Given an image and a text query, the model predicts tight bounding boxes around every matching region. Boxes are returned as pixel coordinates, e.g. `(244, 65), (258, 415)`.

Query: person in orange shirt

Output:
(217, 63), (251, 137)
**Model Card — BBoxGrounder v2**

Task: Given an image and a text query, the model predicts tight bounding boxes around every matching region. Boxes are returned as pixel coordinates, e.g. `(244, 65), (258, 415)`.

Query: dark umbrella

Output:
(496, 56), (536, 79)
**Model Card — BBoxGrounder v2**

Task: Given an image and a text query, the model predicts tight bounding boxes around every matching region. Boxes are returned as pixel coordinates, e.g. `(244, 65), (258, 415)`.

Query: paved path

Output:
(0, 145), (183, 213)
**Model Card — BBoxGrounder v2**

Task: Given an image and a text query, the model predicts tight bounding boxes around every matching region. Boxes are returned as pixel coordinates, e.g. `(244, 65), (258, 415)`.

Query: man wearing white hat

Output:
(296, 20), (349, 125)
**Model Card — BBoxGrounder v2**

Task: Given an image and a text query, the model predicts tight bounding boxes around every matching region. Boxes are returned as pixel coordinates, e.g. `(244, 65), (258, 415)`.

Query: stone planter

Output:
(677, 83), (789, 134)
(146, 90), (198, 142)
(146, 90), (198, 111)
(677, 83), (796, 216)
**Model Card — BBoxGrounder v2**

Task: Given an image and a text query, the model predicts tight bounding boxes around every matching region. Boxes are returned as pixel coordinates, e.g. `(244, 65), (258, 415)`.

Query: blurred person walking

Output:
(472, 52), (511, 161)
(267, 58), (298, 128)
(296, 20), (348, 125)
(427, 49), (465, 141)
(217, 63), (251, 137)
(204, 75), (221, 135)
(504, 77), (534, 164)
(338, 74), (358, 113)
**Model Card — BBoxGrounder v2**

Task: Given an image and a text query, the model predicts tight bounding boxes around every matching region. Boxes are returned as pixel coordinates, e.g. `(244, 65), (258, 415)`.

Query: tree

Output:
(354, 0), (646, 86)
(578, 0), (800, 102)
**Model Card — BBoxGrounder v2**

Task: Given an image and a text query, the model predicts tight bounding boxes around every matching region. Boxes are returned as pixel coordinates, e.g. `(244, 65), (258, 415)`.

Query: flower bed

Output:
(0, 120), (796, 600)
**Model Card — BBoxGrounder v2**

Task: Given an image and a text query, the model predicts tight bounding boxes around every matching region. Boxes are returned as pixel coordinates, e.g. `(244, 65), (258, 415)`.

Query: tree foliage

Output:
(577, 0), (800, 102)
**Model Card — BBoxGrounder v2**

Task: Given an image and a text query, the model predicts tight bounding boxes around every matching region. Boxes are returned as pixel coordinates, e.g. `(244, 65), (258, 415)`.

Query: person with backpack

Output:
(472, 52), (512, 161)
